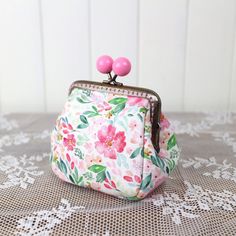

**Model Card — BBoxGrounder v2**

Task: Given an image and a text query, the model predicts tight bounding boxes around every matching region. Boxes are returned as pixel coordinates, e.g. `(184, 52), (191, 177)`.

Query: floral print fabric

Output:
(50, 87), (180, 200)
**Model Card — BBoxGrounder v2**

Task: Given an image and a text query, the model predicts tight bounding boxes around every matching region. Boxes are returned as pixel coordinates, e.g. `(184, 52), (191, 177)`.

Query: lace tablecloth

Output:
(0, 113), (236, 236)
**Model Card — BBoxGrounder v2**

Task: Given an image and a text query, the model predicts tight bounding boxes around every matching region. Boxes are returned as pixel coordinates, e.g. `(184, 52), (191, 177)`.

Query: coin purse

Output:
(50, 56), (180, 200)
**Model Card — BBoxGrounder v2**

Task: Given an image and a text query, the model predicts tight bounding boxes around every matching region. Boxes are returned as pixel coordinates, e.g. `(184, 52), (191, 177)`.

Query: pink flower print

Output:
(84, 142), (94, 153)
(144, 138), (148, 144)
(153, 174), (167, 189)
(90, 182), (101, 191)
(137, 193), (145, 199)
(104, 183), (112, 189)
(123, 176), (133, 182)
(95, 125), (126, 159)
(94, 117), (106, 126)
(78, 161), (85, 171)
(125, 146), (133, 155)
(97, 101), (112, 112)
(159, 149), (168, 159)
(134, 175), (141, 183)
(91, 93), (112, 112)
(86, 154), (102, 166)
(160, 132), (169, 149)
(130, 132), (143, 145)
(110, 181), (116, 188)
(86, 154), (94, 165)
(105, 160), (122, 176)
(61, 122), (73, 134)
(161, 119), (170, 130)
(63, 134), (76, 151)
(129, 119), (138, 130)
(160, 113), (170, 129)
(153, 168), (161, 178)
(144, 159), (153, 172)
(127, 96), (147, 107)
(110, 167), (122, 176)
(91, 92), (104, 103)
(132, 159), (143, 172)
(104, 178), (117, 189)
(71, 162), (75, 170)
(66, 153), (71, 162)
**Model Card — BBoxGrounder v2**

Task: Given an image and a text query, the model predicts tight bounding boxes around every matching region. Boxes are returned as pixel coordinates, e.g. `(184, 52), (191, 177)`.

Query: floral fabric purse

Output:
(50, 56), (180, 200)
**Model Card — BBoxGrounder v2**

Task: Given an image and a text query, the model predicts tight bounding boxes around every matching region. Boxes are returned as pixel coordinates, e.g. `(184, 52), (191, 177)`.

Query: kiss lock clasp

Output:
(96, 55), (131, 86)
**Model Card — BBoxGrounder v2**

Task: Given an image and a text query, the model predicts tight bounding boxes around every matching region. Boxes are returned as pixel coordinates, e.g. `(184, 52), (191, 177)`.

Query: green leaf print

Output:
(81, 94), (91, 101)
(77, 123), (89, 129)
(144, 125), (151, 133)
(76, 135), (89, 147)
(72, 172), (83, 185)
(166, 159), (176, 173)
(74, 148), (84, 159)
(56, 160), (61, 170)
(49, 154), (53, 162)
(151, 155), (158, 167)
(108, 97), (127, 105)
(59, 159), (67, 174)
(77, 176), (83, 184)
(105, 170), (111, 180)
(139, 107), (148, 114)
(92, 106), (98, 113)
(151, 155), (165, 171)
(69, 175), (76, 184)
(77, 97), (91, 104)
(96, 171), (106, 183)
(111, 103), (126, 115)
(80, 115), (88, 124)
(170, 149), (179, 159)
(166, 166), (170, 174)
(88, 164), (106, 173)
(130, 147), (141, 159)
(126, 196), (140, 201)
(140, 173), (152, 190)
(141, 147), (145, 158)
(137, 114), (143, 122)
(83, 106), (100, 118)
(83, 111), (98, 117)
(167, 134), (177, 150)
(74, 166), (79, 177)
(82, 89), (91, 97)
(83, 172), (93, 181)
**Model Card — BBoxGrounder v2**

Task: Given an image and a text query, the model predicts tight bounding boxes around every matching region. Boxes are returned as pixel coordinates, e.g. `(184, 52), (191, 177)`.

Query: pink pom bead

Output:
(96, 55), (113, 74)
(112, 57), (131, 76)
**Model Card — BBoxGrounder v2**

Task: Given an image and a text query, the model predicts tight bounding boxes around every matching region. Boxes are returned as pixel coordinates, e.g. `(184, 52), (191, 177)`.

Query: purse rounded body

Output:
(50, 86), (180, 200)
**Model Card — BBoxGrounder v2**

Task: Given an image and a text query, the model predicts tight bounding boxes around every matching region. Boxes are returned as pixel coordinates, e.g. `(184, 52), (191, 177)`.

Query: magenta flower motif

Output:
(160, 113), (170, 129)
(127, 96), (147, 107)
(97, 101), (112, 112)
(63, 134), (76, 151)
(95, 125), (126, 159)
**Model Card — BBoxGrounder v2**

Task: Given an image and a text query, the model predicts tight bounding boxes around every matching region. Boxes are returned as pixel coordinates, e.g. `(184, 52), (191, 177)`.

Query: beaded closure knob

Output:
(96, 55), (131, 86)
(96, 55), (113, 74)
(112, 57), (131, 76)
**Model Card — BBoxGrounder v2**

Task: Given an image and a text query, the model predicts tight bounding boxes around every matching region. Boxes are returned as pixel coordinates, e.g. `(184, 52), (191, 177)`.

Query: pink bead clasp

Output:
(112, 57), (131, 77)
(96, 55), (131, 85)
(96, 55), (113, 74)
